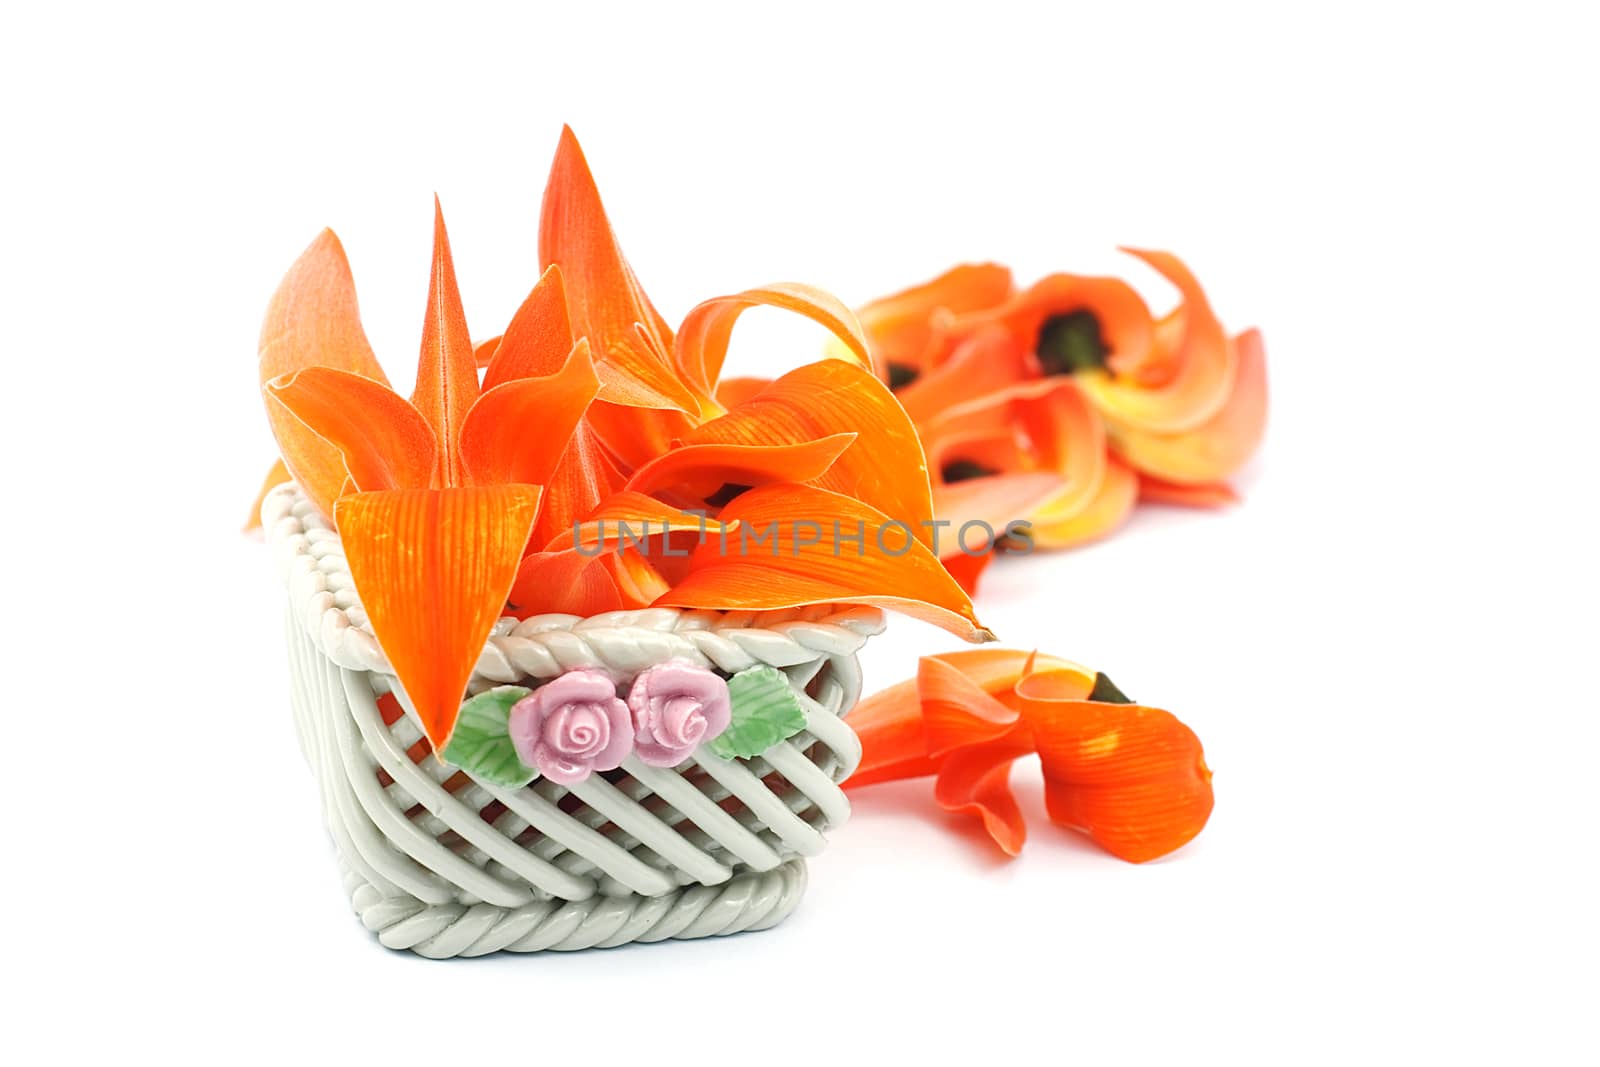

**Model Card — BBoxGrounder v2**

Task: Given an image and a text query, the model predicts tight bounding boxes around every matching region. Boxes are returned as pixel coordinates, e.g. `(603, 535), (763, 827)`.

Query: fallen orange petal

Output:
(1014, 668), (1213, 863)
(682, 360), (939, 547)
(410, 198), (481, 487)
(459, 339), (602, 488)
(660, 483), (991, 641)
(259, 230), (390, 518)
(1111, 328), (1268, 484)
(266, 367), (438, 493)
(917, 655), (1020, 758)
(892, 325), (1035, 426)
(336, 486), (542, 749)
(1137, 475), (1240, 508)
(934, 742), (1032, 856)
(1026, 454), (1139, 550)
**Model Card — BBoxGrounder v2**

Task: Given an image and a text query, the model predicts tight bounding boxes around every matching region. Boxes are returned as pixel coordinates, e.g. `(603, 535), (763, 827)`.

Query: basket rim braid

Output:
(265, 482), (886, 957)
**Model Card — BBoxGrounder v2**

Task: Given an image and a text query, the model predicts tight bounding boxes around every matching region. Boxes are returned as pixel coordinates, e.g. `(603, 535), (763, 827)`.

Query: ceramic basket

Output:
(263, 485), (883, 958)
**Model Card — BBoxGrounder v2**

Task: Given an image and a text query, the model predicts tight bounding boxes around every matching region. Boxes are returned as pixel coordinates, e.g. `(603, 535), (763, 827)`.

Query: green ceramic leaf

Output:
(708, 665), (809, 760)
(441, 685), (535, 787)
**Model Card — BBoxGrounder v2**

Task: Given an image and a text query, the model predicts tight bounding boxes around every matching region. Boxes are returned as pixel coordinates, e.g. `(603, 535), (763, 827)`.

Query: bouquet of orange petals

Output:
(251, 127), (1220, 936)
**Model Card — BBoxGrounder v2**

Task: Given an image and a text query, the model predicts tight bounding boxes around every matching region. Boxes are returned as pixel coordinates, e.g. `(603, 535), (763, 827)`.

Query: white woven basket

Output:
(263, 484), (884, 957)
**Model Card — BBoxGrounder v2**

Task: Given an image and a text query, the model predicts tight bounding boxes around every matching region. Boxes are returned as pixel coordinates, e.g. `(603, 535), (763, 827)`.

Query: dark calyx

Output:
(1036, 310), (1109, 375)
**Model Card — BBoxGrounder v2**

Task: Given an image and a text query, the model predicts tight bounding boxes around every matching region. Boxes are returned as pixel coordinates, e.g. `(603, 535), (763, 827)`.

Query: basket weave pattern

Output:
(265, 485), (884, 957)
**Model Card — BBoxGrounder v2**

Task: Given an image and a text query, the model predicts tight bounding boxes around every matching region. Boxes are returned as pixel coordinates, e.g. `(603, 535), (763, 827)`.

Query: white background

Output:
(5, 2), (1597, 1063)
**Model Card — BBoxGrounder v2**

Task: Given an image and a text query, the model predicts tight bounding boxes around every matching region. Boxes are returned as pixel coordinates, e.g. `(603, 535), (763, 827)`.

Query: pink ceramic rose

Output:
(626, 661), (732, 767)
(508, 670), (633, 785)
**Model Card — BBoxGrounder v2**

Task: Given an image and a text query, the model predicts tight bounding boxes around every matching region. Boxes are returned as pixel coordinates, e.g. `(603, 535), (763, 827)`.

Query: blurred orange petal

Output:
(539, 126), (698, 414)
(266, 367), (438, 492)
(482, 264), (574, 390)
(410, 199), (481, 486)
(336, 486), (542, 749)
(856, 263), (1015, 378)
(660, 484), (990, 641)
(893, 325), (1035, 425)
(955, 271), (1153, 380)
(1078, 250), (1234, 433)
(625, 434), (856, 503)
(244, 458), (292, 531)
(1111, 328), (1267, 484)
(258, 230), (390, 517)
(683, 360), (938, 547)
(1138, 475), (1239, 508)
(473, 335), (501, 370)
(940, 549), (993, 595)
(674, 283), (874, 410)
(460, 339), (601, 487)
(1027, 454), (1138, 550)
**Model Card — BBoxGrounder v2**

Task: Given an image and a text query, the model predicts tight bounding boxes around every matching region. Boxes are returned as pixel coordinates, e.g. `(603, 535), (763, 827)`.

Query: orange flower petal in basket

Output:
(540, 126), (698, 416)
(265, 367), (439, 492)
(508, 550), (625, 618)
(258, 229), (391, 518)
(336, 486), (542, 749)
(459, 339), (602, 488)
(855, 263), (1015, 383)
(481, 264), (575, 390)
(411, 198), (481, 486)
(673, 283), (876, 414)
(682, 360), (938, 547)
(659, 483), (990, 641)
(1110, 328), (1268, 486)
(624, 434), (857, 505)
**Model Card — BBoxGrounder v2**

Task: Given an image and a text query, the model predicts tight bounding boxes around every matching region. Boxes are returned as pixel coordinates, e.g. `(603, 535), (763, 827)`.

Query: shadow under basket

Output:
(264, 485), (884, 958)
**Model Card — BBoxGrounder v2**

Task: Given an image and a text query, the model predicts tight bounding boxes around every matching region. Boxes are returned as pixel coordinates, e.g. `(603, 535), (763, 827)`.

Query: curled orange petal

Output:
(335, 486), (542, 749)
(934, 742), (1032, 857)
(266, 367), (437, 492)
(410, 198), (481, 487)
(1014, 669), (1214, 863)
(1025, 454), (1138, 551)
(917, 656), (1020, 758)
(1111, 328), (1267, 484)
(659, 484), (991, 641)
(892, 325), (1037, 426)
(258, 230), (390, 518)
(244, 458), (292, 531)
(674, 283), (874, 412)
(1138, 475), (1240, 508)
(952, 271), (1153, 382)
(1077, 250), (1235, 434)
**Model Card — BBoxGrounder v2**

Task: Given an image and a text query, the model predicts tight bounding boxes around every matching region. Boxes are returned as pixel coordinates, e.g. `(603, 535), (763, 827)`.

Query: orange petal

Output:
(547, 490), (731, 552)
(244, 458), (291, 531)
(624, 434), (856, 504)
(473, 335), (501, 370)
(952, 271), (1153, 382)
(1077, 250), (1235, 434)
(855, 263), (1015, 376)
(674, 283), (874, 410)
(940, 549), (993, 595)
(539, 126), (698, 414)
(933, 473), (1069, 550)
(682, 360), (938, 547)
(846, 677), (935, 786)
(892, 325), (1034, 426)
(1014, 669), (1214, 863)
(1024, 454), (1138, 551)
(258, 230), (390, 517)
(934, 742), (1031, 857)
(714, 376), (771, 410)
(529, 420), (630, 552)
(1138, 475), (1240, 508)
(335, 486), (542, 749)
(482, 264), (574, 390)
(266, 367), (437, 492)
(1111, 328), (1267, 484)
(459, 339), (602, 487)
(659, 484), (990, 641)
(410, 198), (481, 486)
(917, 655), (1020, 758)
(508, 549), (625, 618)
